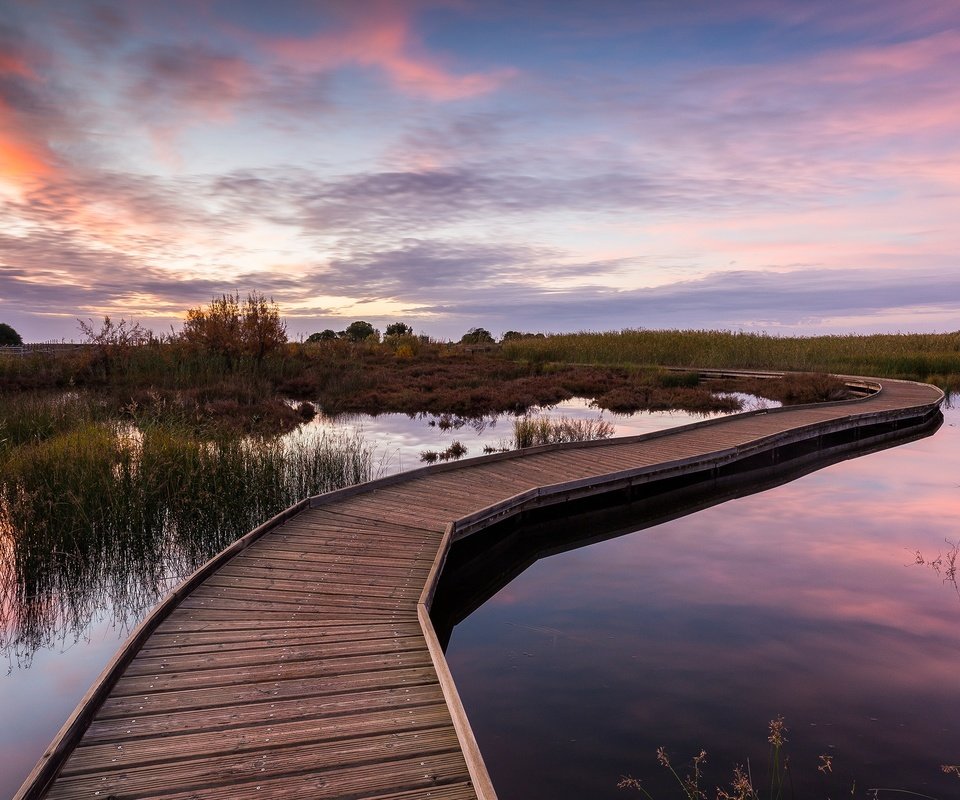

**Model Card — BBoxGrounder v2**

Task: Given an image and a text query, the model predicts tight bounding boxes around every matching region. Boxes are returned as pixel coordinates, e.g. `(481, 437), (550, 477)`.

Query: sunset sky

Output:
(2, 0), (959, 342)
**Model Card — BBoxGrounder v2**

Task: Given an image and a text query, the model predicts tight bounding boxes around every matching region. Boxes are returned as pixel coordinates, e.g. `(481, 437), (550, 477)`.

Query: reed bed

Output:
(0, 420), (374, 661)
(502, 330), (960, 391)
(513, 414), (616, 449)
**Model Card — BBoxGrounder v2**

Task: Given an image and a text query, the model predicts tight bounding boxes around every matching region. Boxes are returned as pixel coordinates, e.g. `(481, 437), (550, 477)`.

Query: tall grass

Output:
(502, 330), (960, 391)
(0, 421), (374, 661)
(0, 392), (109, 453)
(513, 414), (616, 448)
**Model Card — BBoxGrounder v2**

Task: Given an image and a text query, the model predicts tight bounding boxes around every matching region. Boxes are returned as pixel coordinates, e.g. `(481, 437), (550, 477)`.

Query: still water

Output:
(442, 400), (960, 798)
(2, 397), (956, 797)
(0, 399), (703, 797)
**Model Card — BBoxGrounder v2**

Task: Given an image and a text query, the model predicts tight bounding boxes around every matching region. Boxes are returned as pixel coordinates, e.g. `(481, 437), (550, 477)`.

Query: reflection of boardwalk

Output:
(19, 376), (944, 800)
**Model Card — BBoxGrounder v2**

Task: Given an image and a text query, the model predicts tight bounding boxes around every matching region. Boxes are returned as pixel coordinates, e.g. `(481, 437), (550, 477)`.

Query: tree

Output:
(0, 322), (22, 346)
(241, 293), (287, 363)
(501, 331), (544, 342)
(385, 322), (413, 337)
(181, 292), (287, 368)
(342, 320), (379, 342)
(306, 329), (338, 343)
(460, 327), (494, 345)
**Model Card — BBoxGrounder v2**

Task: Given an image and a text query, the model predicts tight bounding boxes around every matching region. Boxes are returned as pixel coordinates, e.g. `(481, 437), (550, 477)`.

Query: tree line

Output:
(2, 293), (541, 354)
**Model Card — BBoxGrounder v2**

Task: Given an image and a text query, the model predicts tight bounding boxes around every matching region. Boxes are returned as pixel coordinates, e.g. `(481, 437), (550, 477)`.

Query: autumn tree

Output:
(306, 330), (338, 343)
(181, 292), (287, 369)
(242, 293), (288, 363)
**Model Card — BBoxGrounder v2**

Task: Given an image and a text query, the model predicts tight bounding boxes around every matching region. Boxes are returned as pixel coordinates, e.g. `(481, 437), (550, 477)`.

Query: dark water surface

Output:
(2, 398), (957, 798)
(442, 401), (960, 798)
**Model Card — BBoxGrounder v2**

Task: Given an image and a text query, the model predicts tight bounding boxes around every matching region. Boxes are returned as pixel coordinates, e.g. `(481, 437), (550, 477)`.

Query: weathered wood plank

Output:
(67, 708), (459, 775)
(125, 636), (428, 677)
(140, 630), (421, 660)
(97, 665), (442, 718)
(227, 553), (432, 578)
(200, 573), (422, 600)
(84, 684), (447, 742)
(48, 729), (465, 799)
(112, 649), (435, 696)
(183, 585), (417, 610)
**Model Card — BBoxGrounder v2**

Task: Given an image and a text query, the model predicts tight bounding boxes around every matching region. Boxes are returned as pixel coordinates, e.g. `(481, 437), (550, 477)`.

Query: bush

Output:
(461, 327), (494, 345)
(78, 316), (153, 380)
(342, 320), (379, 342)
(385, 322), (413, 337)
(181, 292), (287, 368)
(0, 322), (22, 346)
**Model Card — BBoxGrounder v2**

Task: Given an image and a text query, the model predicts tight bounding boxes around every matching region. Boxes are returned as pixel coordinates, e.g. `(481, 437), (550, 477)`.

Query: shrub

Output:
(342, 320), (379, 342)
(385, 322), (413, 337)
(181, 292), (287, 368)
(78, 316), (153, 379)
(461, 327), (494, 345)
(0, 322), (22, 346)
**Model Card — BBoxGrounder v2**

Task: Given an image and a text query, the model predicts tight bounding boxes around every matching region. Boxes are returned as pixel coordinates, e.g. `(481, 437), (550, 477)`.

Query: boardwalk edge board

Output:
(418, 523), (500, 800)
(15, 372), (945, 800)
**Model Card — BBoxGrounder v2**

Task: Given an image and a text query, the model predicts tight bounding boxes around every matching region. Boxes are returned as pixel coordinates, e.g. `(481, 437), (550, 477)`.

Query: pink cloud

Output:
(264, 1), (515, 101)
(820, 29), (960, 81)
(710, 29), (960, 138)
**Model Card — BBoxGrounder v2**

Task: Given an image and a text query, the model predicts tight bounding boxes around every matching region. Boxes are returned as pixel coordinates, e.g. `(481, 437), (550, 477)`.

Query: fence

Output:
(0, 343), (85, 358)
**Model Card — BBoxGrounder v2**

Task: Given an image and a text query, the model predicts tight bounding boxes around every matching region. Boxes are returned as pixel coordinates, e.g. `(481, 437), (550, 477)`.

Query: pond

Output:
(0, 398), (710, 797)
(439, 398), (960, 798)
(2, 395), (956, 798)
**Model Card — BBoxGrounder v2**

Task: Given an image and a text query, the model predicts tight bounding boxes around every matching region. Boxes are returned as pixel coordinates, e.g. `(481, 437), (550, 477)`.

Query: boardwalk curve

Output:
(17, 373), (945, 800)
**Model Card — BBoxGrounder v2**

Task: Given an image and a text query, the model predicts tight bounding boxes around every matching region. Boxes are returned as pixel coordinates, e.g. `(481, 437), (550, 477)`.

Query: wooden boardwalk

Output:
(17, 375), (944, 800)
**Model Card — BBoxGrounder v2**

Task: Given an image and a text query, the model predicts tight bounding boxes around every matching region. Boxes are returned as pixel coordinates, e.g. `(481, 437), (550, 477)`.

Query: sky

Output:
(1, 0), (959, 342)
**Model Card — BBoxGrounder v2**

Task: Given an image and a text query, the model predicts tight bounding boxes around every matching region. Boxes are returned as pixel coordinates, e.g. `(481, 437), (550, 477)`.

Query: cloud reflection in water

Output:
(444, 402), (960, 798)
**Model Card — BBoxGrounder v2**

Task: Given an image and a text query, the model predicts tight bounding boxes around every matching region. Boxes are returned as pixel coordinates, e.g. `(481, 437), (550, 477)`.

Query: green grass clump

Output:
(0, 392), (108, 454)
(513, 414), (616, 449)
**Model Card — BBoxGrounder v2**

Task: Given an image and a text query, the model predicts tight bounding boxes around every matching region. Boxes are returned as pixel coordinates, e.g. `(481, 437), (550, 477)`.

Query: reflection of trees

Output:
(0, 427), (373, 666)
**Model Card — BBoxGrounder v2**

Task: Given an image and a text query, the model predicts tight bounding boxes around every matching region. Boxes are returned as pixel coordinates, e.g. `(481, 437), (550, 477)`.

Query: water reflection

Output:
(0, 427), (374, 665)
(0, 399), (726, 798)
(295, 398), (737, 472)
(439, 407), (958, 798)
